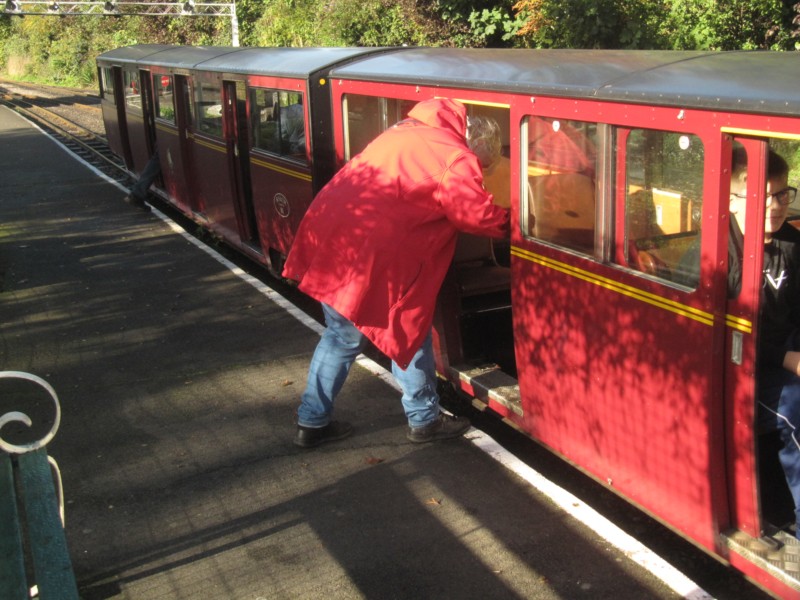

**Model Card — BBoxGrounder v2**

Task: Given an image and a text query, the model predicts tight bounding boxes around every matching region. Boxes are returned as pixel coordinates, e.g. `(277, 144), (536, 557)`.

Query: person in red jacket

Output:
(283, 98), (510, 448)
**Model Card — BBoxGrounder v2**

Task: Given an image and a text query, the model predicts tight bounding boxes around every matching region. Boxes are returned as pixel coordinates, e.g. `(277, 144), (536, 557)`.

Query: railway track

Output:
(0, 80), (130, 185)
(0, 79), (326, 318)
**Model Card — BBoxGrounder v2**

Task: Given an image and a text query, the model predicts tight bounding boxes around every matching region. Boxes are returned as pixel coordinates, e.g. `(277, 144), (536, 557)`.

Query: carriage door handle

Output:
(731, 331), (743, 365)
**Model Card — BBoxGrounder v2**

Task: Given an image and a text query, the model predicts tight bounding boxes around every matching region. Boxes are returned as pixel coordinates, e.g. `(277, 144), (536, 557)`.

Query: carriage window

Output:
(251, 88), (307, 161)
(100, 67), (115, 101)
(771, 138), (800, 223)
(343, 95), (416, 159)
(153, 74), (175, 123)
(123, 70), (141, 109)
(197, 82), (223, 137)
(522, 117), (598, 254)
(622, 130), (704, 286)
(182, 77), (195, 129)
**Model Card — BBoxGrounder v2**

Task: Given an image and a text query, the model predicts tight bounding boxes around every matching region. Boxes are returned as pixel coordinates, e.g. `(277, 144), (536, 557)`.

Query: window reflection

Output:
(251, 89), (307, 162)
(342, 95), (416, 159)
(197, 82), (223, 137)
(524, 117), (598, 255)
(101, 67), (115, 101)
(154, 74), (174, 123)
(123, 70), (140, 109)
(623, 130), (704, 286)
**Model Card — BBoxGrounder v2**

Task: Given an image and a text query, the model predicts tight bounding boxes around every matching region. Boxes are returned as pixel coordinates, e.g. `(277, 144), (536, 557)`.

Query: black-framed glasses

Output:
(767, 186), (798, 206)
(731, 187), (798, 206)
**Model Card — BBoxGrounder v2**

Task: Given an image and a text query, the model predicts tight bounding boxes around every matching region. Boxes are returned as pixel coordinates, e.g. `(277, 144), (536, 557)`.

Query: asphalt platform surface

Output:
(0, 105), (763, 600)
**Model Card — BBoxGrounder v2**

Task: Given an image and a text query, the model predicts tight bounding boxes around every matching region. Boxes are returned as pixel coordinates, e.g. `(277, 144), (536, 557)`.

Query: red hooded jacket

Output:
(282, 98), (509, 367)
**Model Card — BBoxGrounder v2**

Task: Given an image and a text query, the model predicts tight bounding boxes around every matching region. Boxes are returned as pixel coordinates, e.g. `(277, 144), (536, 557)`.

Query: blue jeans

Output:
(297, 303), (440, 429)
(759, 368), (800, 538)
(130, 150), (161, 200)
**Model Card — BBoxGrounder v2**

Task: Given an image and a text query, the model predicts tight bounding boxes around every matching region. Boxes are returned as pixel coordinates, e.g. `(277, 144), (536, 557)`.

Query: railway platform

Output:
(0, 104), (765, 600)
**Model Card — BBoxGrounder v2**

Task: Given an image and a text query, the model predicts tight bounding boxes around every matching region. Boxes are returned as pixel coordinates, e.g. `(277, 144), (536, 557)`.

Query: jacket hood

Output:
(407, 98), (467, 139)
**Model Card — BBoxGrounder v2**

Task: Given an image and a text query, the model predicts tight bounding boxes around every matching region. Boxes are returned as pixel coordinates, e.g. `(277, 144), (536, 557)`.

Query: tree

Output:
(512, 0), (800, 50)
(512, 0), (667, 48)
(667, 0), (799, 50)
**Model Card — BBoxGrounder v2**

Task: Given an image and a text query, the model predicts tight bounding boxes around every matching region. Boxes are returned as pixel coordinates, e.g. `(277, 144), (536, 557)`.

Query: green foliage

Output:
(47, 22), (93, 85)
(0, 11), (231, 88)
(434, 0), (522, 46)
(319, 0), (429, 46)
(467, 6), (525, 45)
(234, 0), (267, 46)
(667, 0), (798, 50)
(252, 0), (317, 46)
(254, 0), (459, 47)
(513, 0), (667, 49)
(0, 0), (798, 89)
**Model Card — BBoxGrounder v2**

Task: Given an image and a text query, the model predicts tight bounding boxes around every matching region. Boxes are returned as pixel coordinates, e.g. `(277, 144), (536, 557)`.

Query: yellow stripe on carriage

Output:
(511, 246), (716, 327)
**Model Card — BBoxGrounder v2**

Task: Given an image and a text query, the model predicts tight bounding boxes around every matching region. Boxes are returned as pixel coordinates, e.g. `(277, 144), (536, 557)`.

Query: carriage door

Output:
(514, 112), (728, 550)
(173, 75), (202, 214)
(248, 86), (312, 274)
(110, 66), (133, 168)
(140, 68), (157, 157)
(223, 80), (259, 251)
(724, 135), (800, 540)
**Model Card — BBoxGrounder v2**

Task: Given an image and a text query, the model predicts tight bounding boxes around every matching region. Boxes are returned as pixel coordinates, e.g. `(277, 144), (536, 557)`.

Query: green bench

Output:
(0, 371), (79, 600)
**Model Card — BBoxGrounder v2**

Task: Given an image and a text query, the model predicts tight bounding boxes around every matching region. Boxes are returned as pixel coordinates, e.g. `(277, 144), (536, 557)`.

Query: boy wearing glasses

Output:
(729, 146), (800, 540)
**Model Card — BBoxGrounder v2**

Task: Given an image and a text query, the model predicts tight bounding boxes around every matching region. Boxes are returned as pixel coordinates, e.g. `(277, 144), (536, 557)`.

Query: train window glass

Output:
(123, 70), (141, 109)
(251, 88), (307, 162)
(197, 82), (223, 137)
(279, 91), (306, 160)
(622, 130), (704, 286)
(153, 74), (175, 123)
(522, 116), (598, 254)
(252, 89), (280, 153)
(183, 78), (195, 129)
(770, 139), (800, 224)
(100, 67), (114, 101)
(342, 95), (415, 159)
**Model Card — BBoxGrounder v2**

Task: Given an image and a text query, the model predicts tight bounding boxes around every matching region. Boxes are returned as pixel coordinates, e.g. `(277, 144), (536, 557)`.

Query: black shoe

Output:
(124, 194), (152, 212)
(407, 413), (470, 443)
(294, 421), (353, 448)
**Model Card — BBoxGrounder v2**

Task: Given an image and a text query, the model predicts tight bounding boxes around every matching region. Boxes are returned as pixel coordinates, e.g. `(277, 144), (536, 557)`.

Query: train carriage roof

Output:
(329, 47), (800, 117)
(197, 47), (390, 77)
(97, 45), (391, 79)
(96, 44), (176, 65)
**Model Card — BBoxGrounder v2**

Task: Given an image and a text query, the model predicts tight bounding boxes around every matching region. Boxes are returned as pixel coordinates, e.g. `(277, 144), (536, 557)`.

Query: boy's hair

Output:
(732, 146), (789, 185)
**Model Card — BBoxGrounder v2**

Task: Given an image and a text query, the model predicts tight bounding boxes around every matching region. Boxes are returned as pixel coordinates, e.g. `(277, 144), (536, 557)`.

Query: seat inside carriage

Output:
(453, 233), (510, 297)
(446, 231), (515, 375)
(625, 186), (701, 283)
(528, 171), (596, 254)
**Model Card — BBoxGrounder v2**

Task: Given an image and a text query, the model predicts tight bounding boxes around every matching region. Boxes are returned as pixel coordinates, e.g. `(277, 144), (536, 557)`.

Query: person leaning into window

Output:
(282, 98), (510, 449)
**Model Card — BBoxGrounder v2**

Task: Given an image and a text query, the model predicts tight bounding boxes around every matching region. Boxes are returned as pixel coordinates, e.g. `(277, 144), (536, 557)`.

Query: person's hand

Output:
(783, 350), (800, 376)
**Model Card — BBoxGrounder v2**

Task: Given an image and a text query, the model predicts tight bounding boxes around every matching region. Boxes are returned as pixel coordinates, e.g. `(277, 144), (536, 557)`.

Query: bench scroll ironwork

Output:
(0, 370), (78, 600)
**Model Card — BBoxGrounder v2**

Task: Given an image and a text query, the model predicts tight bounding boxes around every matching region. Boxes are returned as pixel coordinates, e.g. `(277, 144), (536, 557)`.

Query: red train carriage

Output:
(97, 45), (388, 273)
(97, 44), (172, 172)
(328, 48), (800, 598)
(98, 45), (800, 598)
